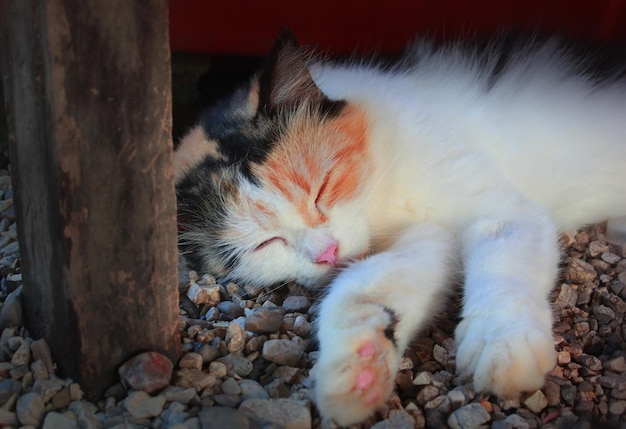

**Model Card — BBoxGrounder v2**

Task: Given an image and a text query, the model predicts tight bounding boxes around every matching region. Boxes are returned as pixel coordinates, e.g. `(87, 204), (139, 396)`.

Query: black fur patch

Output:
(382, 306), (400, 347)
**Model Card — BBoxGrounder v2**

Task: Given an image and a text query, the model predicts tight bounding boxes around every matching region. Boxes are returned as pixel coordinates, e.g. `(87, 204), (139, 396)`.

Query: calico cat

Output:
(174, 32), (626, 426)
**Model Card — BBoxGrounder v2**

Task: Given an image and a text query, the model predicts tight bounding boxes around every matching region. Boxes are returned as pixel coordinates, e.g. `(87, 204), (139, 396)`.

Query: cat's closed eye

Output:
(253, 236), (287, 252)
(314, 175), (329, 209)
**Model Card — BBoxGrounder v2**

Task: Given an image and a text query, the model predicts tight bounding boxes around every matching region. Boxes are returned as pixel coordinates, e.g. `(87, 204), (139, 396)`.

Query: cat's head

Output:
(174, 32), (372, 287)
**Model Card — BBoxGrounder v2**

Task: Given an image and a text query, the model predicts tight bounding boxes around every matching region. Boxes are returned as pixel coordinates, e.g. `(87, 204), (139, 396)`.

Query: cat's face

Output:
(174, 33), (373, 287)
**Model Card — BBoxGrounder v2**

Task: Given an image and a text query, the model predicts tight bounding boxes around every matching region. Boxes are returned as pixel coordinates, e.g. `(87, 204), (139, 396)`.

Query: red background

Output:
(170, 0), (626, 56)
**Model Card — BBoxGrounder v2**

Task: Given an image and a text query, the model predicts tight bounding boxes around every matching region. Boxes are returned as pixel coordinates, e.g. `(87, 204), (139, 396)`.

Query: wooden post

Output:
(0, 0), (181, 399)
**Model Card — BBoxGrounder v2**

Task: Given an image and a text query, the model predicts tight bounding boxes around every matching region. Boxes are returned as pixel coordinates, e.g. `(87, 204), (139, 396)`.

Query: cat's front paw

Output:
(455, 305), (556, 398)
(314, 305), (400, 426)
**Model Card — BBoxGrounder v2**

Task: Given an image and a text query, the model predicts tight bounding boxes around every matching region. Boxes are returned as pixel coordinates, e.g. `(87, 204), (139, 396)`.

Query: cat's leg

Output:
(314, 223), (457, 426)
(456, 209), (559, 398)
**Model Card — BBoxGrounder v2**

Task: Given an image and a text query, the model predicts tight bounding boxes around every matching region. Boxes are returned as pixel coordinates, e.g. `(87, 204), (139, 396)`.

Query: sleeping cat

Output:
(174, 32), (626, 426)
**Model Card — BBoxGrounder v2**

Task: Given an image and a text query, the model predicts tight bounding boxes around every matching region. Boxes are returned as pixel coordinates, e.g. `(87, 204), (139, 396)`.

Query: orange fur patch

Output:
(251, 104), (371, 226)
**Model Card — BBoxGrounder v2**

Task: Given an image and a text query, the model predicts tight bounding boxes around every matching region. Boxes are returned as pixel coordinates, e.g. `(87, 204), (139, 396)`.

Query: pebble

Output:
(209, 360), (229, 378)
(239, 398), (311, 429)
(245, 307), (285, 334)
(30, 339), (53, 376)
(42, 412), (78, 429)
(226, 320), (247, 353)
(179, 352), (203, 370)
(0, 285), (22, 331)
(216, 301), (244, 320)
(496, 413), (530, 429)
(173, 368), (216, 391)
(221, 377), (242, 395)
(262, 339), (303, 366)
(16, 392), (45, 426)
(292, 315), (311, 338)
(68, 401), (100, 429)
(196, 344), (220, 364)
(447, 389), (467, 410)
(604, 355), (626, 372)
(416, 385), (439, 405)
(218, 352), (254, 376)
(0, 409), (18, 426)
(186, 283), (220, 306)
(557, 283), (578, 308)
(371, 410), (416, 429)
(124, 390), (167, 419)
(413, 371), (433, 386)
(199, 405), (265, 428)
(239, 379), (270, 401)
(282, 295), (312, 313)
(447, 402), (491, 429)
(523, 390), (548, 413)
(118, 351), (173, 394)
(162, 386), (196, 404)
(565, 258), (597, 283)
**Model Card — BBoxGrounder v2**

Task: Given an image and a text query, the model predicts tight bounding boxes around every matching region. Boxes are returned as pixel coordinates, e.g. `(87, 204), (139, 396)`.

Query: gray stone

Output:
(199, 406), (266, 429)
(262, 339), (303, 366)
(0, 285), (22, 331)
(447, 403), (490, 429)
(173, 368), (217, 391)
(186, 283), (220, 306)
(10, 340), (29, 366)
(447, 389), (467, 410)
(161, 401), (188, 427)
(213, 393), (242, 408)
(196, 344), (221, 364)
(16, 392), (45, 427)
(282, 296), (311, 313)
(226, 321), (247, 353)
(370, 410), (416, 429)
(598, 373), (626, 390)
(179, 352), (203, 370)
(217, 353), (253, 377)
(124, 390), (167, 418)
(118, 351), (173, 394)
(523, 390), (548, 413)
(216, 301), (244, 320)
(68, 400), (100, 429)
(604, 355), (626, 372)
(292, 315), (311, 338)
(0, 378), (20, 406)
(0, 409), (18, 426)
(245, 308), (285, 334)
(239, 380), (270, 401)
(565, 259), (597, 284)
(608, 399), (626, 415)
(556, 284), (578, 308)
(416, 386), (439, 405)
(576, 354), (603, 371)
(42, 412), (79, 429)
(30, 338), (54, 376)
(162, 386), (197, 404)
(412, 371), (433, 386)
(239, 398), (311, 429)
(221, 377), (242, 395)
(33, 375), (66, 402)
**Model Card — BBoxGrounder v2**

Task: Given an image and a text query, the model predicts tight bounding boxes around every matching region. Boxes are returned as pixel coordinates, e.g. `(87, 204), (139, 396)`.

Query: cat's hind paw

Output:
(313, 317), (400, 426)
(455, 309), (556, 398)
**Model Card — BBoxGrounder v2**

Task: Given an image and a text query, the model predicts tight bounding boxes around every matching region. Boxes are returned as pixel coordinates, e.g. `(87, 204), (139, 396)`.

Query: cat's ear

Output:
(258, 31), (328, 112)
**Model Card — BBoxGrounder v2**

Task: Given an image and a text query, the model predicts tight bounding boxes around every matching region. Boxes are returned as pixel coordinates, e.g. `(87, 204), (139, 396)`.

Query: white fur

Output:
(307, 41), (626, 425)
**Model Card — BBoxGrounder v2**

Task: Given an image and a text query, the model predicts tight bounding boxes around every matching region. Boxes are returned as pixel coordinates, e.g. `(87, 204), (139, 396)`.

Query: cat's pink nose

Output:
(316, 242), (338, 265)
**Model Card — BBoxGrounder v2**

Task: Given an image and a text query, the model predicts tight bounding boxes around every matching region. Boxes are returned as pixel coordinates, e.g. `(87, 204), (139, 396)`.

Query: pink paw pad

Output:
(358, 343), (376, 358)
(355, 368), (375, 389)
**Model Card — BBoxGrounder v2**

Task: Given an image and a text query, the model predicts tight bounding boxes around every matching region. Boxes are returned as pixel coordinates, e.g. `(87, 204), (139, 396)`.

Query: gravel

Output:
(0, 168), (624, 428)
